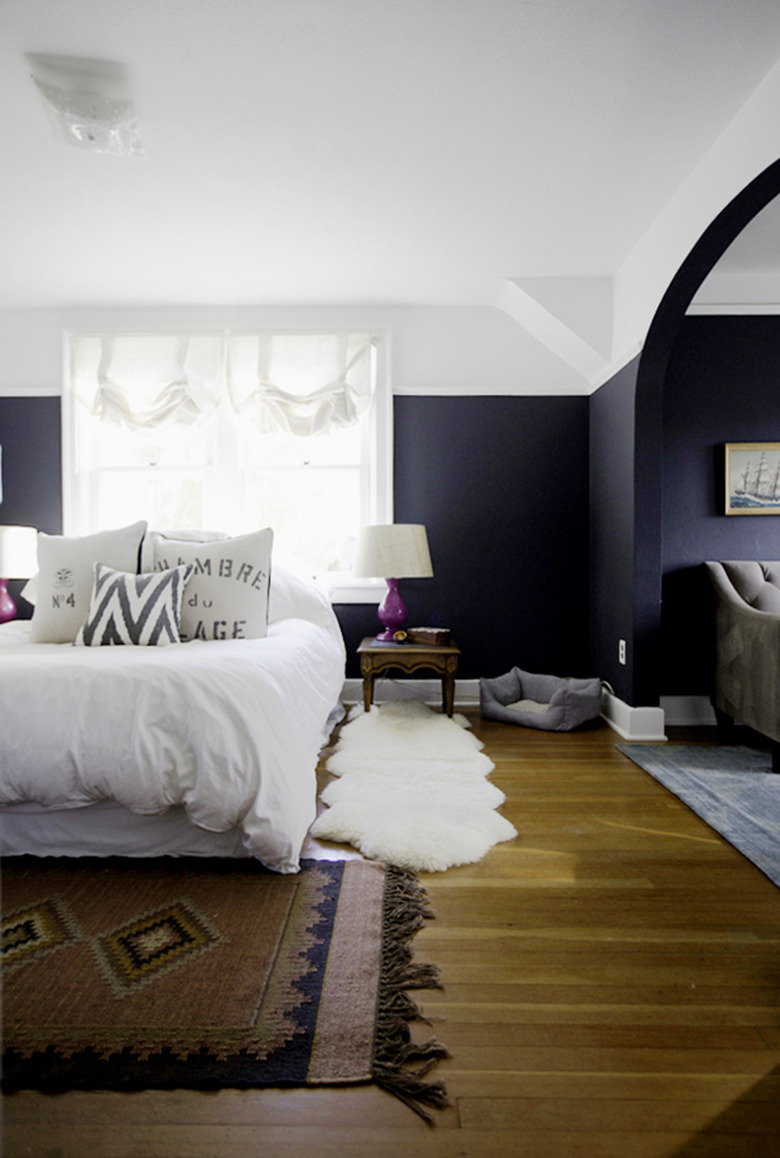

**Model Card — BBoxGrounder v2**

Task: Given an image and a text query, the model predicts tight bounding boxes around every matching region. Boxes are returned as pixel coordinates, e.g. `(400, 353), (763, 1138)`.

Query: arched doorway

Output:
(633, 158), (780, 707)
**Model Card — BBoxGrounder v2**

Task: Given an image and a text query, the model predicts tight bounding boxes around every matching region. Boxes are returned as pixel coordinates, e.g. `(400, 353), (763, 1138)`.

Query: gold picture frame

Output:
(725, 442), (780, 515)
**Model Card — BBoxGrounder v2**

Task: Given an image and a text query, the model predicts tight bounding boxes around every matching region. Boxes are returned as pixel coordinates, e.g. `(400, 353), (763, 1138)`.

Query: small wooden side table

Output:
(357, 636), (461, 716)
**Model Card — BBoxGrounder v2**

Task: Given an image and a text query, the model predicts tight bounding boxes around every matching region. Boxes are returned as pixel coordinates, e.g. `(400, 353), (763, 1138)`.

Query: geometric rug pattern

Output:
(92, 900), (224, 996)
(1, 856), (450, 1121)
(2, 897), (81, 970)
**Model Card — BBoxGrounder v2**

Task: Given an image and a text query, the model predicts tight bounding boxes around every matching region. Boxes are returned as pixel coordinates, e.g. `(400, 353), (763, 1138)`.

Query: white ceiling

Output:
(2, 0), (780, 313)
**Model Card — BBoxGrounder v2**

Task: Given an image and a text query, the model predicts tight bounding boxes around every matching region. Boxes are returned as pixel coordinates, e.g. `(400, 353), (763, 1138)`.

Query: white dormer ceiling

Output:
(2, 0), (780, 337)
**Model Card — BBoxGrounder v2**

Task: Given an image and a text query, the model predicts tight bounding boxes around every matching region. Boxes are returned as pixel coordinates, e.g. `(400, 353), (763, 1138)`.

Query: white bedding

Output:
(0, 571), (345, 873)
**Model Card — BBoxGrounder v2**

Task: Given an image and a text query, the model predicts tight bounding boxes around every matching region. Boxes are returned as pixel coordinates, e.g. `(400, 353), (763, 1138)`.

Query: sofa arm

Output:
(705, 563), (780, 745)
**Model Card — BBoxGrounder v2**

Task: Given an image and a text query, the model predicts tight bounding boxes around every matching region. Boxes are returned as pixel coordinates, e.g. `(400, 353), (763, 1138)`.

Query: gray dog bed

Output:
(479, 667), (602, 731)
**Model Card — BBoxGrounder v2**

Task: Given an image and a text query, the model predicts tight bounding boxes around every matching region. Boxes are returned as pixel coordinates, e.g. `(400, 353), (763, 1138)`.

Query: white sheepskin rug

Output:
(310, 700), (518, 872)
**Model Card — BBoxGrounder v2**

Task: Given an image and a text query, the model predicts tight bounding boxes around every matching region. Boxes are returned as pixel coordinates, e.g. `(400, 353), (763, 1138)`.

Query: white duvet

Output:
(0, 573), (345, 873)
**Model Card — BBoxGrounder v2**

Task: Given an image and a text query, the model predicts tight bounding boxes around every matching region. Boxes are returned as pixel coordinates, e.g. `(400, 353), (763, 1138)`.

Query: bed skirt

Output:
(0, 801), (251, 860)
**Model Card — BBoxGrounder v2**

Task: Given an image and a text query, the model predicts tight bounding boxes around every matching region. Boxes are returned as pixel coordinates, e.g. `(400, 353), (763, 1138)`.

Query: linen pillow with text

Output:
(150, 528), (273, 641)
(29, 521), (148, 644)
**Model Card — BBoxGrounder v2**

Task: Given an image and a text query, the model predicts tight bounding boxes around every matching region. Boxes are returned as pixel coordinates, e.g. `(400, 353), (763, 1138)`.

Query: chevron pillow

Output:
(74, 563), (194, 647)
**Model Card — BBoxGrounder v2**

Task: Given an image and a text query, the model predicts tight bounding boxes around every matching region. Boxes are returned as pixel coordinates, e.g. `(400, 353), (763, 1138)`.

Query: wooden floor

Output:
(4, 715), (780, 1157)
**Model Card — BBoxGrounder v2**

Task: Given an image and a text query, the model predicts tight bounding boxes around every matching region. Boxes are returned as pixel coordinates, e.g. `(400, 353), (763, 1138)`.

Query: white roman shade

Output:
(227, 332), (376, 436)
(70, 333), (224, 431)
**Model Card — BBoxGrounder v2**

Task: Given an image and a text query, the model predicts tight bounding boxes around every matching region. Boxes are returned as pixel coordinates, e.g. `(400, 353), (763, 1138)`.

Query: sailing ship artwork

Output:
(725, 442), (780, 515)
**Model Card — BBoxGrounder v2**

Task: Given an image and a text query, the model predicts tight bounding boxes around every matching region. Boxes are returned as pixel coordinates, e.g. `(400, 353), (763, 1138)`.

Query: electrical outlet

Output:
(618, 639), (627, 665)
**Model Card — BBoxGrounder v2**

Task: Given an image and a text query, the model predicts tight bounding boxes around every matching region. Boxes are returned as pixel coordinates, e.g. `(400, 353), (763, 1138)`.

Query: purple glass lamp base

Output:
(0, 579), (18, 625)
(375, 577), (407, 641)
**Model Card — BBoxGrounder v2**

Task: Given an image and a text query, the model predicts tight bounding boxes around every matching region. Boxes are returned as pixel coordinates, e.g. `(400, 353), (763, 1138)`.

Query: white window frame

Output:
(325, 330), (393, 603)
(61, 328), (393, 603)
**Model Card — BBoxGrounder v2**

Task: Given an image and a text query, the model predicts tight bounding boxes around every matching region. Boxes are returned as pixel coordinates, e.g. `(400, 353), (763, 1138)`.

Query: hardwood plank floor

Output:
(4, 715), (780, 1157)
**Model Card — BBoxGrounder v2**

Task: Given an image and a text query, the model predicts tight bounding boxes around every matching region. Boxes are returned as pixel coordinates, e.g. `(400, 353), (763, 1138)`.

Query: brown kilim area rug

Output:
(1, 856), (449, 1121)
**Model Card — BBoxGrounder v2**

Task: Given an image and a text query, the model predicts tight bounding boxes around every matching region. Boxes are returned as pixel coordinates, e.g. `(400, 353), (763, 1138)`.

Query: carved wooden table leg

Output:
(357, 638), (461, 716)
(360, 651), (375, 713)
(442, 654), (459, 717)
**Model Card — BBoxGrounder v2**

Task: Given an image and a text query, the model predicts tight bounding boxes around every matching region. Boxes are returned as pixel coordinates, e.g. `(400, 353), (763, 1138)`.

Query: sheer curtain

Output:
(226, 332), (376, 436)
(69, 333), (225, 431)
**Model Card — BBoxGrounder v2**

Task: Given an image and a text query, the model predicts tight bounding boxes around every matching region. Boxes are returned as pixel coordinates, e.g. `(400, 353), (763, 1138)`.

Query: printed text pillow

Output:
(29, 521), (148, 644)
(150, 528), (273, 641)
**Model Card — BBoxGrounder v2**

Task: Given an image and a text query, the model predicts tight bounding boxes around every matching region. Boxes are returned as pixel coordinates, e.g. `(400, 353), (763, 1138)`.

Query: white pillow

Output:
(29, 521), (148, 643)
(74, 563), (193, 647)
(150, 528), (273, 641)
(139, 528), (229, 573)
(269, 564), (347, 663)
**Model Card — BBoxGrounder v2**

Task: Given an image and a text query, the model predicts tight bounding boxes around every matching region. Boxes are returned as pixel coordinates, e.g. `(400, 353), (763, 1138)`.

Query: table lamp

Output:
(0, 525), (38, 624)
(354, 523), (433, 640)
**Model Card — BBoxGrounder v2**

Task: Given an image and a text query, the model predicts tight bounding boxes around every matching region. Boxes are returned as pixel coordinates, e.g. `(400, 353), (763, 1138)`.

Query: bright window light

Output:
(63, 331), (392, 595)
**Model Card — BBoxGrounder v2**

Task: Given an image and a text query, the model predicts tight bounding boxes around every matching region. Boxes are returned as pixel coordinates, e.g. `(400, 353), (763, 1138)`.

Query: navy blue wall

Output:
(337, 394), (591, 680)
(0, 397), (62, 533)
(589, 357), (639, 703)
(0, 396), (62, 616)
(662, 316), (780, 694)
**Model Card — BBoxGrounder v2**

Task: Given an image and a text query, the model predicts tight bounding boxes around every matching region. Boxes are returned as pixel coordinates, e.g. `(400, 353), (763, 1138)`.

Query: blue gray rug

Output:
(617, 744), (780, 889)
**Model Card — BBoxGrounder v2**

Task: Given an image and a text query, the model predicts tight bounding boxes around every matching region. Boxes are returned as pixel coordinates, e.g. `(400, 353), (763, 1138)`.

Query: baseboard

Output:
(660, 695), (717, 727)
(341, 677), (481, 709)
(600, 689), (667, 741)
(343, 679), (670, 740)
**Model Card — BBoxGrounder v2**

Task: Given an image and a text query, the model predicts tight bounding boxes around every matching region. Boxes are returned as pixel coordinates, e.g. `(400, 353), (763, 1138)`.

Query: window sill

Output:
(320, 577), (384, 604)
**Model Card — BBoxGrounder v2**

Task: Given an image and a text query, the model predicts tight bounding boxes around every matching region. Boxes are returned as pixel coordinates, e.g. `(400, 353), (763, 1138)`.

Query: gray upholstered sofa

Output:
(704, 561), (780, 767)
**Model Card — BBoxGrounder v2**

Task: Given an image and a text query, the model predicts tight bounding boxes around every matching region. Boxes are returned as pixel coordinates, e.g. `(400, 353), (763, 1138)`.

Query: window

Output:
(63, 330), (392, 595)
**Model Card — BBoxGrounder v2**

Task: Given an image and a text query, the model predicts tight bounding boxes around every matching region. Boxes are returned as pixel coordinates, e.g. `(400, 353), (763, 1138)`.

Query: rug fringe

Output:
(372, 866), (451, 1125)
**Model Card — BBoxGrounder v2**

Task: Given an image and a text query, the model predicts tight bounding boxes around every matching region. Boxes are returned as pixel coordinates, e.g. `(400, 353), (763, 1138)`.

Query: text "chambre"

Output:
(158, 556), (268, 590)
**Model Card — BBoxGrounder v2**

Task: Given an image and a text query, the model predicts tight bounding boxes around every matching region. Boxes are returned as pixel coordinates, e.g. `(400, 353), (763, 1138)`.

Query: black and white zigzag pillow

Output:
(74, 562), (194, 647)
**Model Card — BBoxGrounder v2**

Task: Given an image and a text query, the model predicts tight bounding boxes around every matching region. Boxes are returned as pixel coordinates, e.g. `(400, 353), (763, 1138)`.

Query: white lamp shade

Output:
(353, 524), (433, 579)
(0, 526), (38, 578)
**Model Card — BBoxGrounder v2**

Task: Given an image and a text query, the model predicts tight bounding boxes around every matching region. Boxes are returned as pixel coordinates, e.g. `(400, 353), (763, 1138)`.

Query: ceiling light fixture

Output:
(27, 53), (144, 157)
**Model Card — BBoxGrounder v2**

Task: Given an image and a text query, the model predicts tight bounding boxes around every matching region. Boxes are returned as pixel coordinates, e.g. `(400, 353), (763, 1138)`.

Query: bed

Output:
(0, 524), (346, 874)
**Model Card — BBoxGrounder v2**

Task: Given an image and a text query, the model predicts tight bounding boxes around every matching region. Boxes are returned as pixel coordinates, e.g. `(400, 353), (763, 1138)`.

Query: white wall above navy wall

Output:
(0, 304), (585, 398)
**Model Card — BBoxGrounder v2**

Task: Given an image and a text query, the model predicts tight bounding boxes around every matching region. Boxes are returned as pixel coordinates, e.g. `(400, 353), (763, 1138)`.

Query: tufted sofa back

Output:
(716, 561), (780, 614)
(704, 560), (780, 749)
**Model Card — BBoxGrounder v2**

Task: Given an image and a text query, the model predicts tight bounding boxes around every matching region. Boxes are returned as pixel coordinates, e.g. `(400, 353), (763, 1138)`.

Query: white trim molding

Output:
(600, 688), (667, 742)
(342, 680), (670, 742)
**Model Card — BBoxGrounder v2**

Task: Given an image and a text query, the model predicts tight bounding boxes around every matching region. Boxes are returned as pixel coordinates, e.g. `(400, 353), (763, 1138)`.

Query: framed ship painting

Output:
(725, 442), (780, 515)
